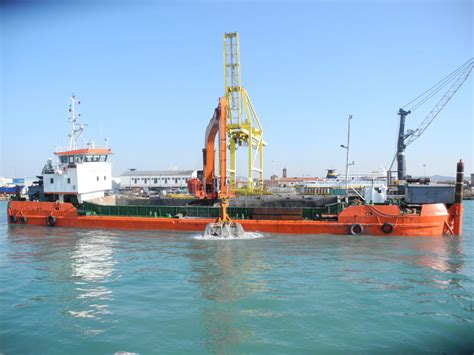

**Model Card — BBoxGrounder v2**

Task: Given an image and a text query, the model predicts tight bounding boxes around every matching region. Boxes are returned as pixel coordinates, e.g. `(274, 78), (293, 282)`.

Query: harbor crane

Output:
(392, 58), (474, 180)
(224, 32), (265, 192)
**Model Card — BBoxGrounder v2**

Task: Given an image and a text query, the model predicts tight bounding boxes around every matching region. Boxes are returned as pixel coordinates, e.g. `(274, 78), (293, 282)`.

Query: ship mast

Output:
(68, 94), (85, 150)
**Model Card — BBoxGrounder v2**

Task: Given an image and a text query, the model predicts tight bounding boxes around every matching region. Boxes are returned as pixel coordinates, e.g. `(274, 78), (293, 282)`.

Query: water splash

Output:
(193, 231), (265, 241)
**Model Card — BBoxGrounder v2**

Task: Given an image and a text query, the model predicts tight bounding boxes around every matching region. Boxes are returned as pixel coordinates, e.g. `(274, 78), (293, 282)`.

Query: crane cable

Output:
(405, 61), (474, 146)
(402, 58), (473, 112)
(410, 60), (473, 112)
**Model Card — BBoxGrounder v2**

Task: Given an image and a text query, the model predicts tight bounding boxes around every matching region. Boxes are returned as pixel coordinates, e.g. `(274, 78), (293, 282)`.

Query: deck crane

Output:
(188, 97), (229, 200)
(392, 58), (474, 181)
(188, 97), (245, 237)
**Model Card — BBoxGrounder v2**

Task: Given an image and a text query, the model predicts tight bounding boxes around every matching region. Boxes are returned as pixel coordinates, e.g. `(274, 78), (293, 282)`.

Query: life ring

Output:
(46, 215), (56, 227)
(9, 215), (17, 224)
(19, 216), (28, 224)
(349, 223), (364, 235)
(381, 222), (394, 234)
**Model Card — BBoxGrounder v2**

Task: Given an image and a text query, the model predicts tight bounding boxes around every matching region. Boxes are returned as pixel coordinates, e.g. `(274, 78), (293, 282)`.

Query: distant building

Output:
(0, 177), (13, 186)
(0, 185), (27, 195)
(282, 168), (287, 178)
(12, 177), (37, 187)
(120, 170), (197, 190)
(235, 179), (248, 189)
(111, 177), (121, 192)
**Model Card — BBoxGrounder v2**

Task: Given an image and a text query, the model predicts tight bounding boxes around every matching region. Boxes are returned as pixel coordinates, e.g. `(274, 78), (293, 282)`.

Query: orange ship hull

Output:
(7, 201), (462, 237)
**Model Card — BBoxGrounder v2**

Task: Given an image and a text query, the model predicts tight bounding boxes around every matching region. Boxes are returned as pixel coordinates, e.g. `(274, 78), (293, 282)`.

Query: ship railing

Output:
(54, 144), (110, 153)
(81, 201), (346, 220)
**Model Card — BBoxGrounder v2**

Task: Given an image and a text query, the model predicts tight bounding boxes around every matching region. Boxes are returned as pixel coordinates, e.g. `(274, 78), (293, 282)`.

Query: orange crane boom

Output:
(190, 97), (242, 234)
(189, 97), (228, 200)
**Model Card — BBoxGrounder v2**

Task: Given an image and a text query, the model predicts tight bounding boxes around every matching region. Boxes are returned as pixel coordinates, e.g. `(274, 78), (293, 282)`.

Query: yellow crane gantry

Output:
(223, 32), (265, 192)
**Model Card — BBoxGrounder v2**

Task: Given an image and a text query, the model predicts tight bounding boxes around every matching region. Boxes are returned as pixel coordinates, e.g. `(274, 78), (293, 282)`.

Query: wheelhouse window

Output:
(60, 156), (68, 164)
(69, 156), (74, 164)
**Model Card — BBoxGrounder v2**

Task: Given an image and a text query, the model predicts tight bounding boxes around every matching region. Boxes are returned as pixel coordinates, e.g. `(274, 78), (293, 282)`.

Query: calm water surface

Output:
(0, 201), (473, 354)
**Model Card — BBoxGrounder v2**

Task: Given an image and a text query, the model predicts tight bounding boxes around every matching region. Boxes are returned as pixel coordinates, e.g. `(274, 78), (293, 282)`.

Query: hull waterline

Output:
(7, 201), (462, 237)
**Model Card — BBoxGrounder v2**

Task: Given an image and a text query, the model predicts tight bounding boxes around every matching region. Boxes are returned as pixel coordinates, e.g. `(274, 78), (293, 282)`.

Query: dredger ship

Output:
(7, 96), (465, 237)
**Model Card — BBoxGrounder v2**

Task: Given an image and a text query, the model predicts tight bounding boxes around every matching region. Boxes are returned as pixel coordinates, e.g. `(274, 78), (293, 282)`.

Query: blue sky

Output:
(1, 0), (472, 178)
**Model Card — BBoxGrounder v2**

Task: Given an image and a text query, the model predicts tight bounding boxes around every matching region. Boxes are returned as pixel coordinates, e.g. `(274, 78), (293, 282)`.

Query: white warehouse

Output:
(120, 170), (197, 190)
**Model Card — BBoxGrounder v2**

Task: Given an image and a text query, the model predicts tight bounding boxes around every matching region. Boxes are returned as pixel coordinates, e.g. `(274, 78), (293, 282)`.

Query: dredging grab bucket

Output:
(204, 221), (246, 238)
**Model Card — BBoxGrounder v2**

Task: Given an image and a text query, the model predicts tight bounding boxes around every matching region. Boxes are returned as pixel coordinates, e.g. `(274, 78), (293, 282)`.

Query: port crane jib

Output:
(393, 58), (474, 180)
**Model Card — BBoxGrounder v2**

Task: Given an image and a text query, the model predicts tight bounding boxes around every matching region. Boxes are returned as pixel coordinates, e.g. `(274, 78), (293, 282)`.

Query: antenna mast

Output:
(68, 94), (84, 150)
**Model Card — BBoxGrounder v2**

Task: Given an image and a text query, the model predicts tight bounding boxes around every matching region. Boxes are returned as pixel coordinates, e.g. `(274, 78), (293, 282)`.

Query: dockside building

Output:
(120, 170), (197, 190)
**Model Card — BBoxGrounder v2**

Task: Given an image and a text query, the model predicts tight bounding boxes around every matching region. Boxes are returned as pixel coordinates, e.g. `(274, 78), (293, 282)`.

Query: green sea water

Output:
(0, 200), (473, 354)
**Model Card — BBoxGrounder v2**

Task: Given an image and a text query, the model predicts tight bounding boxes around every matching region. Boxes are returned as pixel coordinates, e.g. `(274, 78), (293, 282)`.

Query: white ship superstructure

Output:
(42, 95), (112, 204)
(302, 171), (388, 202)
(304, 173), (387, 189)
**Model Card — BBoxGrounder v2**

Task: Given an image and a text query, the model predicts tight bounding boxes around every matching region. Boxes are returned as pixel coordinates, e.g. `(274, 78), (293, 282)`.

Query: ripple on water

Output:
(0, 201), (473, 354)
